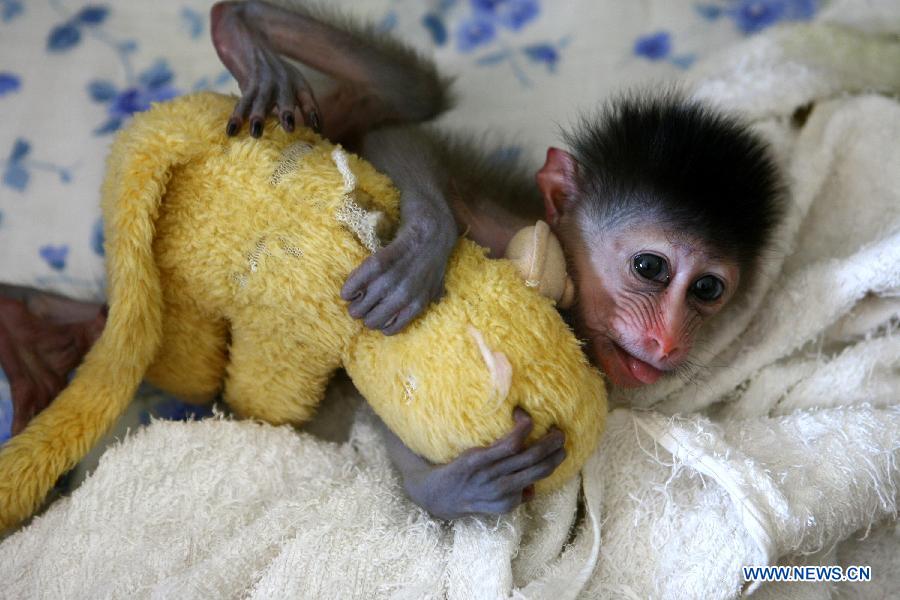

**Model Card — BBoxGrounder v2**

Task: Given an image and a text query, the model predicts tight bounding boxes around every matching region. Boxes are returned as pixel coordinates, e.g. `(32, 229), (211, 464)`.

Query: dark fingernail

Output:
(352, 290), (365, 301)
(226, 120), (239, 136)
(522, 485), (535, 501)
(284, 113), (295, 131)
(250, 120), (263, 137)
(383, 314), (398, 330)
(309, 110), (321, 132)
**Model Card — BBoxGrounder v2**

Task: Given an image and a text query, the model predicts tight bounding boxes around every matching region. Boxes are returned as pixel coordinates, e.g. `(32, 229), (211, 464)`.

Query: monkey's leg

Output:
(0, 288), (106, 436)
(223, 318), (339, 425)
(144, 297), (228, 405)
(211, 0), (450, 144)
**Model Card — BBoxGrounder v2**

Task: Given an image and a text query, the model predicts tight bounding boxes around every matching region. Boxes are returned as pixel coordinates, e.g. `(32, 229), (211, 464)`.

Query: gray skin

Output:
(0, 0), (746, 520)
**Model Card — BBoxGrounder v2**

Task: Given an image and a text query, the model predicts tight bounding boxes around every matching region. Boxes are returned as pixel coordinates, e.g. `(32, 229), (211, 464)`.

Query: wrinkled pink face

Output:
(536, 146), (742, 388)
(570, 224), (740, 388)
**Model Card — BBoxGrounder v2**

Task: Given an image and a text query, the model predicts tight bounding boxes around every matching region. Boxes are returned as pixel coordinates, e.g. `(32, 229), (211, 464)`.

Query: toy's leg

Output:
(223, 319), (339, 425)
(144, 298), (227, 404)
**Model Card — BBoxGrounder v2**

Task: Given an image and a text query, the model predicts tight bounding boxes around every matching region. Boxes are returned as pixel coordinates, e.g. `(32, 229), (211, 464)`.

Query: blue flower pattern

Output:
(0, 72), (21, 96)
(41, 3), (230, 135)
(634, 0), (818, 68)
(0, 0), (23, 23)
(2, 138), (75, 193)
(694, 0), (818, 33)
(90, 59), (181, 134)
(634, 32), (673, 61)
(419, 0), (566, 86)
(39, 244), (69, 271)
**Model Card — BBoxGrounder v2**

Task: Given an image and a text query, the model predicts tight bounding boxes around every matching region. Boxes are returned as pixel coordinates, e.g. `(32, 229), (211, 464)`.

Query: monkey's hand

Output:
(212, 2), (321, 137)
(341, 199), (457, 335)
(390, 409), (567, 521)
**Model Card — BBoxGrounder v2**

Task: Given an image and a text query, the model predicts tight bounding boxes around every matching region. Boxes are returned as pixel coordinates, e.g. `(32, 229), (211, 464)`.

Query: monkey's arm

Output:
(338, 126), (457, 334)
(210, 0), (450, 144)
(374, 408), (566, 520)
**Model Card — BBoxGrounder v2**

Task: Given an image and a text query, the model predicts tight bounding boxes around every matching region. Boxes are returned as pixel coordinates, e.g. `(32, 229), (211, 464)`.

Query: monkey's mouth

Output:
(606, 341), (665, 387)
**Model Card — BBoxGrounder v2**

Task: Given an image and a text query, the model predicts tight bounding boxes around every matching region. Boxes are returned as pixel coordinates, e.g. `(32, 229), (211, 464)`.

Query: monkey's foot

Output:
(0, 289), (106, 436)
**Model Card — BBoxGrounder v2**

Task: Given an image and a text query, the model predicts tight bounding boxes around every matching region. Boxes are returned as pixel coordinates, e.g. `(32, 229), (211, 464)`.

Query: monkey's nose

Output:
(648, 333), (681, 362)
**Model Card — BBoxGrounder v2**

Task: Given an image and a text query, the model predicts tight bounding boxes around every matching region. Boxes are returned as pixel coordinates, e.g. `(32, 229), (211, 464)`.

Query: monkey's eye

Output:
(692, 275), (725, 302)
(632, 253), (668, 282)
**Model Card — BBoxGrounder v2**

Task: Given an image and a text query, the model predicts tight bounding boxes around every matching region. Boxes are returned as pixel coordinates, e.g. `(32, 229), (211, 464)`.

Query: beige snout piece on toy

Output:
(505, 220), (575, 309)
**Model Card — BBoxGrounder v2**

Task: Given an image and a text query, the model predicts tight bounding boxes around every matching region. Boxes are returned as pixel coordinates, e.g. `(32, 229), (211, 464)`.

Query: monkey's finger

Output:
(362, 289), (410, 331)
(296, 89), (321, 133)
(228, 91), (255, 136)
(381, 296), (429, 336)
(276, 86), (296, 133)
(495, 447), (566, 494)
(249, 84), (274, 138)
(464, 409), (534, 470)
(484, 428), (565, 481)
(361, 265), (425, 329)
(347, 273), (397, 320)
(341, 252), (396, 302)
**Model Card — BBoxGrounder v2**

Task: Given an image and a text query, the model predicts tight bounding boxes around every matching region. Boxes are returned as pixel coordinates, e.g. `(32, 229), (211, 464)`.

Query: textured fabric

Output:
(2, 402), (895, 598)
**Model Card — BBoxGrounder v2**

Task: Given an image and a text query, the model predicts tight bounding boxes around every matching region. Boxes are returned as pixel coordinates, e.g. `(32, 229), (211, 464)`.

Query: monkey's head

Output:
(537, 93), (785, 388)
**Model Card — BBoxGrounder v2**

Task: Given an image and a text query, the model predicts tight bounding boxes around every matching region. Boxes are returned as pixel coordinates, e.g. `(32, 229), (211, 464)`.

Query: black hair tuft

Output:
(563, 90), (786, 269)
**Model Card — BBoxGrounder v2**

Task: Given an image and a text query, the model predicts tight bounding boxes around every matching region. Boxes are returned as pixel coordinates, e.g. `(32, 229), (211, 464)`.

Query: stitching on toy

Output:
(403, 374), (418, 405)
(467, 325), (513, 410)
(270, 141), (314, 186)
(276, 235), (304, 258)
(335, 201), (385, 253)
(331, 147), (357, 193)
(231, 234), (302, 290)
(248, 237), (271, 273)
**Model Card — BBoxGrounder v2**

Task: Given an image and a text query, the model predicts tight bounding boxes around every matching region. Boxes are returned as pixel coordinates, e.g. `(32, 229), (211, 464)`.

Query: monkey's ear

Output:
(536, 147), (579, 227)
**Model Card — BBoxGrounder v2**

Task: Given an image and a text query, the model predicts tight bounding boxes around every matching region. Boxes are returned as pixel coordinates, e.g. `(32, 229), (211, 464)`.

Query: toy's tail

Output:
(0, 96), (213, 531)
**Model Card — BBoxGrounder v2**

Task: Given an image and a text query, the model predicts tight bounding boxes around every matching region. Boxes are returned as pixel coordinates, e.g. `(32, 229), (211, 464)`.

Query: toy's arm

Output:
(375, 408), (566, 520)
(210, 1), (450, 144)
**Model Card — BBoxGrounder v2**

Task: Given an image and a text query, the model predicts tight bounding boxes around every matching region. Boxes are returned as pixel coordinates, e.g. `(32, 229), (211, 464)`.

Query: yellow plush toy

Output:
(0, 93), (607, 531)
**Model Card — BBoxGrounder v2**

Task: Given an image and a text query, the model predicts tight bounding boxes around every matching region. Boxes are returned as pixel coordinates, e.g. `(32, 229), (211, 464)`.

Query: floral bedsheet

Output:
(0, 0), (821, 443)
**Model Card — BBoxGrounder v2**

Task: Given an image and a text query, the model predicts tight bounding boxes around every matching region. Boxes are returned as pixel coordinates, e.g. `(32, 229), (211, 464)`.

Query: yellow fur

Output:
(0, 93), (607, 531)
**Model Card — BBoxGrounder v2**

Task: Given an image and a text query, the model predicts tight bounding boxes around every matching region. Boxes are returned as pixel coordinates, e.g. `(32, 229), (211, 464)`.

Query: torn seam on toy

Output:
(231, 234), (304, 288)
(468, 325), (513, 408)
(331, 147), (387, 254)
(271, 141), (315, 186)
(403, 373), (418, 405)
